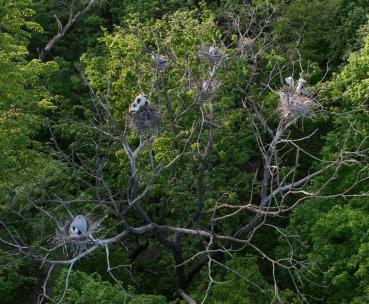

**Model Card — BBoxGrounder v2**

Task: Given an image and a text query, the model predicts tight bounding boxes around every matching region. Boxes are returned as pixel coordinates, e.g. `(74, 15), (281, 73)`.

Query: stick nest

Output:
(278, 88), (314, 119)
(51, 216), (102, 247)
(126, 106), (161, 134)
(152, 54), (170, 71)
(198, 45), (225, 64)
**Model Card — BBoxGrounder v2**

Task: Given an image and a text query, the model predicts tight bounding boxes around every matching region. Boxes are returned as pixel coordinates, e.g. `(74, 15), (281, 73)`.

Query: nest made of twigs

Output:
(198, 45), (225, 64)
(152, 54), (170, 71)
(238, 38), (254, 53)
(126, 105), (161, 134)
(278, 87), (314, 119)
(52, 216), (102, 247)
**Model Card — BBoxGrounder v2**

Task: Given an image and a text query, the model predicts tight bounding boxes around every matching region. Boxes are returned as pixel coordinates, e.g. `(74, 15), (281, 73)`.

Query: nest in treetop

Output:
(126, 105), (161, 134)
(238, 37), (254, 53)
(277, 86), (314, 120)
(198, 45), (225, 64)
(151, 53), (170, 71)
(51, 215), (102, 247)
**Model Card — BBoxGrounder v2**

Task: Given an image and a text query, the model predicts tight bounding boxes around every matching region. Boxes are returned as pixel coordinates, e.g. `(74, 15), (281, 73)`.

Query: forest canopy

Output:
(0, 0), (369, 303)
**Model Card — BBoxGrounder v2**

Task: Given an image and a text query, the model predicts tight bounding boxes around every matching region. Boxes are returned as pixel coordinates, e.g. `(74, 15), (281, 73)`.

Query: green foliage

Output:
(54, 270), (169, 304)
(54, 270), (126, 304)
(274, 0), (369, 69)
(191, 255), (300, 303)
(196, 255), (273, 303)
(128, 294), (169, 304)
(0, 250), (37, 304)
(283, 202), (369, 303)
(318, 34), (369, 195)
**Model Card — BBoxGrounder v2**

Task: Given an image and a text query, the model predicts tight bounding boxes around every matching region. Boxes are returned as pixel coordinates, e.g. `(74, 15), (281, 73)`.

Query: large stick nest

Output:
(278, 87), (314, 119)
(198, 45), (225, 64)
(51, 216), (102, 247)
(126, 105), (161, 134)
(152, 54), (170, 71)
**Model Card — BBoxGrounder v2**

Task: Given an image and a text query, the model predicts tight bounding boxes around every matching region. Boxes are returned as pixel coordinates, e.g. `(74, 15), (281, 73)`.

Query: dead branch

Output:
(39, 0), (98, 61)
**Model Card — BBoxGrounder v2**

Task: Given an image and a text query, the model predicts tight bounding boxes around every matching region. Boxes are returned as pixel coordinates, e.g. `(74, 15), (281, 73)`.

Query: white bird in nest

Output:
(208, 46), (220, 57)
(129, 93), (150, 113)
(296, 78), (311, 97)
(69, 215), (88, 237)
(285, 76), (295, 88)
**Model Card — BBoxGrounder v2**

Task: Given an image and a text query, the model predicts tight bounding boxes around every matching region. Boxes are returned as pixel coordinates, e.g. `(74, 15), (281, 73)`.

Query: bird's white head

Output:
(209, 46), (219, 57)
(129, 93), (149, 113)
(285, 76), (295, 88)
(297, 78), (307, 90)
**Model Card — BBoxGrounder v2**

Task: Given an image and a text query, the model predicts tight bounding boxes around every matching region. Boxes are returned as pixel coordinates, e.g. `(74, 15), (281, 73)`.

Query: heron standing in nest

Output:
(127, 93), (160, 134)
